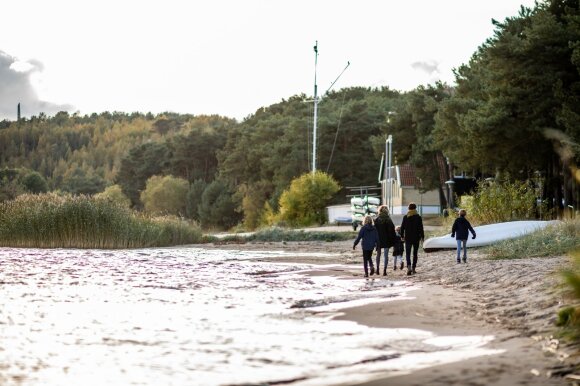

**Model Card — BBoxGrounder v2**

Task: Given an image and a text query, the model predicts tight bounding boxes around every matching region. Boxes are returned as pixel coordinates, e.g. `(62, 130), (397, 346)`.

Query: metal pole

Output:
(384, 140), (388, 206)
(386, 135), (393, 213)
(312, 41), (319, 174)
(419, 178), (423, 216)
(388, 138), (391, 214)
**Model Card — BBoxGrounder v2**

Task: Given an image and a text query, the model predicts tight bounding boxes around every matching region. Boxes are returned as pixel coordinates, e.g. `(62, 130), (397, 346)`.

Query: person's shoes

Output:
(393, 265), (397, 271)
(407, 269), (412, 276)
(364, 274), (369, 278)
(457, 260), (461, 264)
(376, 265), (380, 273)
(463, 258), (467, 263)
(400, 262), (404, 270)
(412, 268), (416, 274)
(383, 270), (387, 276)
(370, 267), (375, 276)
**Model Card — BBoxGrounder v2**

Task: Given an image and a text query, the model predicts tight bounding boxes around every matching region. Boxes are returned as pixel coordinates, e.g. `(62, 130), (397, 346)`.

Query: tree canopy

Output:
(1, 0), (579, 226)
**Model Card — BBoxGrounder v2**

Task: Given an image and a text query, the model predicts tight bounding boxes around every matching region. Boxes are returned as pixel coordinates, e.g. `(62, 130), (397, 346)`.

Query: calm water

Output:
(0, 247), (501, 385)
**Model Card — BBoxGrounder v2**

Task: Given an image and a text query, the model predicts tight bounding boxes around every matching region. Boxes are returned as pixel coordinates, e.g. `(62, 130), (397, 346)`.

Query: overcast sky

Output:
(0, 0), (537, 121)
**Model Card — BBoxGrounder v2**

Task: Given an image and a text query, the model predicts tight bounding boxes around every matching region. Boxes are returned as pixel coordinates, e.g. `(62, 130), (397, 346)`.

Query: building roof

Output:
(381, 163), (419, 187)
(399, 164), (417, 187)
(380, 154), (448, 188)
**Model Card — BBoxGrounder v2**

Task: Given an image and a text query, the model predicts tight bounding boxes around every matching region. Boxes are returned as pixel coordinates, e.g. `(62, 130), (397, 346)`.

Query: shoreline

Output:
(200, 239), (576, 385)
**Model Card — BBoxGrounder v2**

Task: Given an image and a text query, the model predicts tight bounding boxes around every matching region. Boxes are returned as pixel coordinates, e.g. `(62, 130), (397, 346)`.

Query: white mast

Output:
(386, 135), (393, 214)
(312, 41), (319, 174)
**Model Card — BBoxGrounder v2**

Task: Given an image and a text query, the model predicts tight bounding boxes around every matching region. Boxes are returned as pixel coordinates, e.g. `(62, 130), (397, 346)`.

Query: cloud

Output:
(0, 50), (73, 120)
(411, 60), (441, 75)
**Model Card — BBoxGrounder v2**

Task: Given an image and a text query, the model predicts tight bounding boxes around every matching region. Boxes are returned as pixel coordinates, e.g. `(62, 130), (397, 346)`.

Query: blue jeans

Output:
(376, 247), (389, 269)
(393, 255), (403, 265)
(456, 239), (467, 260)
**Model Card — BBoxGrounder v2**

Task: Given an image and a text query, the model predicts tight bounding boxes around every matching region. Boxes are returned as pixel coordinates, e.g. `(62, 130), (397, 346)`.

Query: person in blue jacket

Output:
(451, 209), (476, 263)
(353, 215), (380, 277)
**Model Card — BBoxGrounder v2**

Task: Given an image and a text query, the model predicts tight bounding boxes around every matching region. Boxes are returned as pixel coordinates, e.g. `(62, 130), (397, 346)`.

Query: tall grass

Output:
(208, 227), (355, 244)
(248, 227), (353, 242)
(557, 251), (580, 339)
(485, 220), (580, 260)
(0, 193), (202, 248)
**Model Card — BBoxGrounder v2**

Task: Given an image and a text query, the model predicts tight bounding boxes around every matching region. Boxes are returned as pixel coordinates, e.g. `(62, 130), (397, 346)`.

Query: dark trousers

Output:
(362, 249), (374, 275)
(405, 240), (420, 269)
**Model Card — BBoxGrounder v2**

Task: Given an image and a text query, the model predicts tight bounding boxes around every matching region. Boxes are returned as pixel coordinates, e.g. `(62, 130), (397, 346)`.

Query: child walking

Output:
(353, 215), (380, 277)
(451, 209), (476, 263)
(392, 225), (404, 270)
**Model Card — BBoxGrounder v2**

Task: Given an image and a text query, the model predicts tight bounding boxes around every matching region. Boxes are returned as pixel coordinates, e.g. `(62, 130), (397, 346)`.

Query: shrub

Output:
(459, 179), (545, 225)
(198, 179), (241, 229)
(278, 171), (340, 227)
(186, 179), (207, 220)
(21, 171), (48, 193)
(94, 184), (131, 208)
(140, 175), (189, 216)
(238, 181), (271, 230)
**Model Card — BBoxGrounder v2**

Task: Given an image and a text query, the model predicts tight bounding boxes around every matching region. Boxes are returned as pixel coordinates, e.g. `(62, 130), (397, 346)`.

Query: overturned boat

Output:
(423, 220), (558, 252)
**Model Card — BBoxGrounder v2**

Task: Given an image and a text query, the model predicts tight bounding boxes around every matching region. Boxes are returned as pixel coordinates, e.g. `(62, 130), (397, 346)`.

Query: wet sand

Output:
(204, 239), (576, 385)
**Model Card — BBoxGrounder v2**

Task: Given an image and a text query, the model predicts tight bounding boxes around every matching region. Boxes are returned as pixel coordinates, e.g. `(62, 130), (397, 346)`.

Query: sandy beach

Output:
(206, 239), (577, 385)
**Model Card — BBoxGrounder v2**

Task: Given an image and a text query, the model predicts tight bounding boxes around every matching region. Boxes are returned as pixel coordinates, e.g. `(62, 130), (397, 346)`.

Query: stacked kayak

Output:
(350, 196), (380, 230)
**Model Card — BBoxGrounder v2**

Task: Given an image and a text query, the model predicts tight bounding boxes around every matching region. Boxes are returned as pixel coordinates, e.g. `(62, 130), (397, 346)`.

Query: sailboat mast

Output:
(312, 41), (319, 174)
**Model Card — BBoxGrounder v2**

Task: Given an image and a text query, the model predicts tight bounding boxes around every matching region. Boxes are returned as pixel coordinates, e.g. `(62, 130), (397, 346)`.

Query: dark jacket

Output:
(400, 211), (424, 243)
(451, 216), (476, 240)
(392, 232), (404, 256)
(353, 224), (379, 251)
(374, 213), (396, 248)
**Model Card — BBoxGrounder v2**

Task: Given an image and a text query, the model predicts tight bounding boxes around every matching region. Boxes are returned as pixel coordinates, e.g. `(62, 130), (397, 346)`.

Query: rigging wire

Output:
(324, 61), (350, 96)
(326, 91), (348, 173)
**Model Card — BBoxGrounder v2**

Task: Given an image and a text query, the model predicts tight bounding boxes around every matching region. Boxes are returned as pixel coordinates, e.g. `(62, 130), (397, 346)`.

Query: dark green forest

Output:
(1, 0), (579, 229)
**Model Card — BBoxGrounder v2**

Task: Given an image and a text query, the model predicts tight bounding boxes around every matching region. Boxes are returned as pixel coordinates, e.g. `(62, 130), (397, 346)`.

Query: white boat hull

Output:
(423, 220), (558, 252)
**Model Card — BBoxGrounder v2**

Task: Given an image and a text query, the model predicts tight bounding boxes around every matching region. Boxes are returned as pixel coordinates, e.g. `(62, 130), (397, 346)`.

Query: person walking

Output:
(451, 209), (476, 263)
(374, 205), (396, 276)
(392, 225), (404, 270)
(353, 215), (380, 277)
(400, 202), (424, 275)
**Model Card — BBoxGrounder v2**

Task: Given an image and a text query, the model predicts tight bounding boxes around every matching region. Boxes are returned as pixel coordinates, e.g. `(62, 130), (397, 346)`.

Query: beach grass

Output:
(208, 226), (355, 244)
(250, 227), (354, 242)
(485, 220), (580, 260)
(556, 251), (580, 340)
(0, 193), (202, 248)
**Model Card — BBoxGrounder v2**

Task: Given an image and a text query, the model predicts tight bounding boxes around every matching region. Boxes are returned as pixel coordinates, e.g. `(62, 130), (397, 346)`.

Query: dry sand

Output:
(202, 239), (578, 385)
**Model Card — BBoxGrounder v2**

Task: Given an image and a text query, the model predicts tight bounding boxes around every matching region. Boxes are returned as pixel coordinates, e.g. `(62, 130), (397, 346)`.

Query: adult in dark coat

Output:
(374, 205), (396, 276)
(400, 202), (424, 275)
(451, 209), (476, 263)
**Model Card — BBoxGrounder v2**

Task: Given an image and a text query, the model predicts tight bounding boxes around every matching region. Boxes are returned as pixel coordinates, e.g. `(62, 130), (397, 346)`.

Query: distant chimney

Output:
(17, 103), (21, 121)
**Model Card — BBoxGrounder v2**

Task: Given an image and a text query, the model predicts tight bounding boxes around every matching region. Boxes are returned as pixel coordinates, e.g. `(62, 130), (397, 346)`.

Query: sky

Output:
(0, 0), (538, 121)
